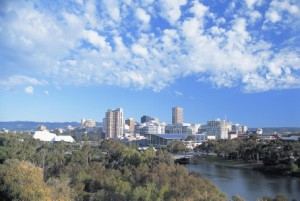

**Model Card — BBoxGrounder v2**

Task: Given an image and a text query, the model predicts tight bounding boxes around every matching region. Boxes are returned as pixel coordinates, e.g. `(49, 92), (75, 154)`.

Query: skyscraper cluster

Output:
(101, 106), (247, 141)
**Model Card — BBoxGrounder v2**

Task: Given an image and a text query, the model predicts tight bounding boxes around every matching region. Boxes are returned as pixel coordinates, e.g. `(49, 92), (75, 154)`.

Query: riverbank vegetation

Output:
(194, 135), (300, 176)
(0, 133), (226, 201)
(201, 155), (248, 167)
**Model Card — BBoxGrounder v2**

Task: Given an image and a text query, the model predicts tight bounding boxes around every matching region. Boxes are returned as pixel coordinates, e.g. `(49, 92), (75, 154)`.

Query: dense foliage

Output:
(0, 133), (294, 200)
(167, 140), (189, 154)
(0, 133), (226, 201)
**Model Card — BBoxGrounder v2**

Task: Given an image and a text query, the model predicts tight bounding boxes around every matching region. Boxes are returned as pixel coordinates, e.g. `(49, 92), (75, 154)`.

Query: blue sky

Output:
(0, 0), (300, 127)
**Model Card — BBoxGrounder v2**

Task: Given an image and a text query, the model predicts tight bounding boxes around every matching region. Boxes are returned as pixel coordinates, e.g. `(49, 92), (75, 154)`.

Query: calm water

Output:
(186, 163), (300, 201)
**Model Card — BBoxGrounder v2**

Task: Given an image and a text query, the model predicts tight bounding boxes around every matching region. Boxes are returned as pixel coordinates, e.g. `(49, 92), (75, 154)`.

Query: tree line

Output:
(194, 135), (300, 175)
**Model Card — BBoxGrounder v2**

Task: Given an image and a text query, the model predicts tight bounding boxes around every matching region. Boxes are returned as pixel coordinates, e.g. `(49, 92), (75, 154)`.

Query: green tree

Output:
(167, 140), (188, 154)
(121, 147), (142, 167)
(273, 194), (288, 201)
(256, 196), (273, 201)
(101, 139), (125, 165)
(257, 194), (288, 201)
(231, 195), (245, 201)
(0, 146), (8, 163)
(186, 135), (195, 141)
(47, 177), (74, 201)
(0, 159), (52, 201)
(44, 146), (66, 179)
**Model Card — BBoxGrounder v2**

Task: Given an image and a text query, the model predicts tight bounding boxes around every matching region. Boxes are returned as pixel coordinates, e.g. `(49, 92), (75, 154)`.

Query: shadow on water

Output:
(186, 163), (300, 201)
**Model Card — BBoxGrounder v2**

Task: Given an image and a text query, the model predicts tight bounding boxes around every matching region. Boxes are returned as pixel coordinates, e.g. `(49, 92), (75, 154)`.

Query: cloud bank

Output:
(0, 0), (299, 92)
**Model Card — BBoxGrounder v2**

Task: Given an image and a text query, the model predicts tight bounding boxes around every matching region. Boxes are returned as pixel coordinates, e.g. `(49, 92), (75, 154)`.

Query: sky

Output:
(0, 0), (300, 127)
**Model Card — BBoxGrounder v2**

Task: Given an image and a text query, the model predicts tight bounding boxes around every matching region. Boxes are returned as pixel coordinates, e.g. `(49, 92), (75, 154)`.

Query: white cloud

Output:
(161, 29), (180, 51)
(103, 0), (120, 22)
(264, 0), (299, 26)
(0, 75), (48, 90)
(24, 86), (34, 94)
(242, 71), (300, 92)
(189, 1), (208, 20)
(44, 90), (49, 95)
(0, 0), (299, 93)
(245, 0), (262, 9)
(159, 0), (187, 25)
(82, 29), (111, 50)
(266, 10), (281, 23)
(210, 26), (225, 35)
(174, 90), (183, 96)
(249, 10), (262, 22)
(288, 5), (299, 14)
(131, 44), (148, 57)
(225, 2), (236, 15)
(136, 8), (151, 24)
(225, 18), (251, 52)
(182, 18), (200, 38)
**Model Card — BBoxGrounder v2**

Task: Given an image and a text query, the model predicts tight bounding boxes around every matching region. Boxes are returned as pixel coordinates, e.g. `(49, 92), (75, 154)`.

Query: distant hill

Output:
(249, 127), (300, 134)
(0, 121), (81, 131)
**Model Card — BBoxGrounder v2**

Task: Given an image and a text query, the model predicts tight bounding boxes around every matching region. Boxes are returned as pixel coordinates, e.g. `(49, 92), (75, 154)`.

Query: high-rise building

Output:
(141, 115), (152, 123)
(104, 108), (124, 138)
(125, 118), (135, 135)
(172, 107), (183, 125)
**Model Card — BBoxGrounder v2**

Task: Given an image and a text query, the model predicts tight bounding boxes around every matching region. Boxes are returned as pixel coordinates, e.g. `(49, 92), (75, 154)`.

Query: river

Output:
(185, 163), (300, 201)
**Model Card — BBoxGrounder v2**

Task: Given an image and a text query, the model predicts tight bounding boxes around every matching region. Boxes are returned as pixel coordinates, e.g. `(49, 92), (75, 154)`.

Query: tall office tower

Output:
(125, 118), (135, 134)
(172, 107), (183, 125)
(141, 115), (152, 123)
(105, 108), (124, 138)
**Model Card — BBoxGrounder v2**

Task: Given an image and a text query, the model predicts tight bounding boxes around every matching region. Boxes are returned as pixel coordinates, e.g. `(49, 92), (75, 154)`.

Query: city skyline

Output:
(0, 0), (300, 127)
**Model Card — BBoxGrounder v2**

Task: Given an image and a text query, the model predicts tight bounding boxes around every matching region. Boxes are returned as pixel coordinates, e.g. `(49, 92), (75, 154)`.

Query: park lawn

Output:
(203, 155), (250, 168)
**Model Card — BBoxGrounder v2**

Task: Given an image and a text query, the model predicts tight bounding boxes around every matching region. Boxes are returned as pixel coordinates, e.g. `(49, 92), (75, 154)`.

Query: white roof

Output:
(33, 130), (75, 143)
(33, 130), (57, 142)
(54, 135), (75, 143)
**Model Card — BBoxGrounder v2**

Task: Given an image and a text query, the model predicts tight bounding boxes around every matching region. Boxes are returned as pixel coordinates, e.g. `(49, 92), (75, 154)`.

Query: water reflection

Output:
(186, 163), (300, 201)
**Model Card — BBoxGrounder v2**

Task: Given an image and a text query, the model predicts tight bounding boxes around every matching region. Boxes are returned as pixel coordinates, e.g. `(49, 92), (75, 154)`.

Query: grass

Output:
(202, 155), (254, 168)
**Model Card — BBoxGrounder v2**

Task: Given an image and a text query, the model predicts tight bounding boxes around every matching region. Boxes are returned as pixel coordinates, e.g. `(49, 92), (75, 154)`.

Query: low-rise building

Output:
(205, 119), (232, 140)
(147, 133), (190, 148)
(280, 136), (300, 141)
(165, 123), (200, 134)
(33, 129), (75, 143)
(80, 118), (96, 128)
(232, 124), (248, 134)
(257, 128), (263, 135)
(135, 118), (166, 136)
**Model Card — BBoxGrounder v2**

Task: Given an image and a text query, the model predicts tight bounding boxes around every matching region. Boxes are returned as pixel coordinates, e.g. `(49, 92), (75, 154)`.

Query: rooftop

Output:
(150, 133), (190, 140)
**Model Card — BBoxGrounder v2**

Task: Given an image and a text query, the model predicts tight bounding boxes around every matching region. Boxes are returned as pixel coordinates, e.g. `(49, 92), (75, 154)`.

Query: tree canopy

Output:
(0, 133), (226, 201)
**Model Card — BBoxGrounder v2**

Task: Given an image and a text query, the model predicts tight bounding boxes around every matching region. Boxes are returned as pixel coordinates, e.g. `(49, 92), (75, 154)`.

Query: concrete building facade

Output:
(141, 115), (152, 123)
(172, 106), (183, 125)
(165, 123), (200, 134)
(104, 108), (124, 138)
(135, 118), (166, 136)
(125, 118), (135, 135)
(205, 119), (232, 140)
(80, 118), (96, 128)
